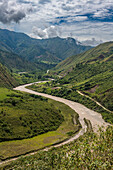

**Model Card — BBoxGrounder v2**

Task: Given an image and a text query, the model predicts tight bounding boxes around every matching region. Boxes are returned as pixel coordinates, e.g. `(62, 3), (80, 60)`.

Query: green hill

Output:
(54, 41), (113, 74)
(0, 88), (80, 160)
(0, 49), (31, 72)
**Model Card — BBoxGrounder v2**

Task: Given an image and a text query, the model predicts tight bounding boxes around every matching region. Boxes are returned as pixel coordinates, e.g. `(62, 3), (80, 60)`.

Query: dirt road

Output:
(77, 90), (113, 114)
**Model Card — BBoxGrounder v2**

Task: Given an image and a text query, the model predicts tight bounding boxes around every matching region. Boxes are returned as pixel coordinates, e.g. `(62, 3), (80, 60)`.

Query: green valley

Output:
(30, 42), (113, 124)
(0, 28), (113, 170)
(0, 0), (113, 168)
(0, 29), (91, 66)
(28, 80), (113, 124)
(0, 29), (92, 85)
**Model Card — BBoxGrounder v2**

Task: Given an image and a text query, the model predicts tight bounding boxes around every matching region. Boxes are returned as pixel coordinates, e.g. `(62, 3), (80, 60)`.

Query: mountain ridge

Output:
(0, 29), (91, 65)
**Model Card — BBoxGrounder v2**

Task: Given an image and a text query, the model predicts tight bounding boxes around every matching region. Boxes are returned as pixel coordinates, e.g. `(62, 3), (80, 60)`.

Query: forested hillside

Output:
(0, 49), (33, 72)
(37, 37), (91, 60)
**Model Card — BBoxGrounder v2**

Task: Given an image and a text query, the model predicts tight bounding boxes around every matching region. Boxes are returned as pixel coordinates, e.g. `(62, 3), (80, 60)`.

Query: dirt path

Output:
(77, 90), (113, 114)
(0, 81), (109, 166)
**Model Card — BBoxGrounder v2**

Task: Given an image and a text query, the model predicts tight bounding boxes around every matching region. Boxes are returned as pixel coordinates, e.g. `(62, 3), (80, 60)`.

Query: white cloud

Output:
(32, 26), (47, 39)
(0, 0), (33, 24)
(1, 0), (113, 42)
(32, 25), (61, 39)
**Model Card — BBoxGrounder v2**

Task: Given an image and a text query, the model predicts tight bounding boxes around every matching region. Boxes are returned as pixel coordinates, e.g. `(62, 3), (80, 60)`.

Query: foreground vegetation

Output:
(1, 126), (113, 169)
(0, 87), (80, 160)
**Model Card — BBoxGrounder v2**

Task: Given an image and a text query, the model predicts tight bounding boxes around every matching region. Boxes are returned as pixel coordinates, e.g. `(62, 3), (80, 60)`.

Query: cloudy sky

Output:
(0, 0), (113, 43)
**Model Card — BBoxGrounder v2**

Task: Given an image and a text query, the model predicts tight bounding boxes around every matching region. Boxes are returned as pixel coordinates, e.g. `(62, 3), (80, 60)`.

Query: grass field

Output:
(0, 88), (17, 100)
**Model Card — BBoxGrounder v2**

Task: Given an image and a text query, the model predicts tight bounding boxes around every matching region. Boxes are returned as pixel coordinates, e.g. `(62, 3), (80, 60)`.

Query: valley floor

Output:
(15, 81), (109, 132)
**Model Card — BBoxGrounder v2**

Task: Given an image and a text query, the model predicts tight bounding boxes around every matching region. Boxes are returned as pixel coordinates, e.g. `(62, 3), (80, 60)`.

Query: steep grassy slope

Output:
(0, 49), (56, 73)
(0, 63), (17, 87)
(0, 49), (50, 86)
(54, 41), (113, 74)
(0, 49), (32, 72)
(58, 65), (113, 122)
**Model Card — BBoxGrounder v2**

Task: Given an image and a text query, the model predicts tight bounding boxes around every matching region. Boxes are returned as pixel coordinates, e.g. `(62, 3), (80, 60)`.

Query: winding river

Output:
(14, 81), (109, 132)
(0, 81), (109, 166)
